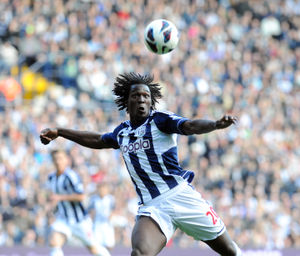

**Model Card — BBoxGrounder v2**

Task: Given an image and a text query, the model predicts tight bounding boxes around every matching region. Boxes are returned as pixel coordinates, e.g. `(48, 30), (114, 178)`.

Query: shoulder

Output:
(106, 121), (130, 136)
(48, 173), (56, 181)
(152, 110), (183, 120)
(115, 121), (130, 133)
(101, 122), (130, 149)
(89, 194), (99, 204)
(65, 169), (81, 182)
(103, 121), (130, 139)
(152, 110), (175, 117)
(152, 110), (189, 134)
(151, 110), (172, 122)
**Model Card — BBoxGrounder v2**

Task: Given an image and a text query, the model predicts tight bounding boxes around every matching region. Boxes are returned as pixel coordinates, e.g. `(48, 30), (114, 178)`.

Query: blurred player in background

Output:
(89, 182), (116, 251)
(46, 149), (111, 256)
(41, 73), (241, 256)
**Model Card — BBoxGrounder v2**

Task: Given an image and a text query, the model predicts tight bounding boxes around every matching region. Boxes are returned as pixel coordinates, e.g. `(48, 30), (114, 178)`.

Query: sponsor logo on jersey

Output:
(121, 139), (150, 153)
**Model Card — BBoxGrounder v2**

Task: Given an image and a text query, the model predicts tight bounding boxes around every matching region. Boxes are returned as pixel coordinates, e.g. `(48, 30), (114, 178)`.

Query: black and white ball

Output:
(144, 19), (179, 55)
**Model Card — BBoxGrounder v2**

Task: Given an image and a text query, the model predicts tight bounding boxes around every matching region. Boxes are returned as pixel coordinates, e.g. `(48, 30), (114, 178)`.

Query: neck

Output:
(130, 109), (152, 127)
(131, 119), (145, 127)
(56, 170), (64, 176)
(130, 116), (147, 128)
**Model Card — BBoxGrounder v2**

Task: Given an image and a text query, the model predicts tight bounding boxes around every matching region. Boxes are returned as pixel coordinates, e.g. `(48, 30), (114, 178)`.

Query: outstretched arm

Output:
(40, 128), (112, 149)
(181, 115), (237, 135)
(50, 193), (85, 202)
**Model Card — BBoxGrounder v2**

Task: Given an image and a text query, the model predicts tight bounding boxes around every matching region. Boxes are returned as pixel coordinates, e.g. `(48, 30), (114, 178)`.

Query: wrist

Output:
(56, 128), (61, 137)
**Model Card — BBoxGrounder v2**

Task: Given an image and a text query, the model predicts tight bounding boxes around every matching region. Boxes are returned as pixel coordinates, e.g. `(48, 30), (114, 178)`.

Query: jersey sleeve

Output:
(154, 111), (189, 134)
(101, 124), (125, 149)
(66, 170), (84, 194)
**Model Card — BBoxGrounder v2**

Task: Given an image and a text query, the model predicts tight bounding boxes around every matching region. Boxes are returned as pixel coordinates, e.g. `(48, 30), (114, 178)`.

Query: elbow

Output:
(181, 121), (194, 135)
(184, 130), (193, 135)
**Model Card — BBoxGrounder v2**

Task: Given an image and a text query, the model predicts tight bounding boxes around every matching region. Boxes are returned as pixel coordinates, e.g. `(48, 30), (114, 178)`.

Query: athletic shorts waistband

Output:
(143, 181), (190, 206)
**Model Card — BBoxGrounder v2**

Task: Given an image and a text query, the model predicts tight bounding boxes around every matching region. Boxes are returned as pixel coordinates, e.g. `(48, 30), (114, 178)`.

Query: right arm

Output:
(40, 128), (113, 149)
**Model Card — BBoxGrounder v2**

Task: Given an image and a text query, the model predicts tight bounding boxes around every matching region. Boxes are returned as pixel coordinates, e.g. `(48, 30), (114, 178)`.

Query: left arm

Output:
(181, 115), (237, 135)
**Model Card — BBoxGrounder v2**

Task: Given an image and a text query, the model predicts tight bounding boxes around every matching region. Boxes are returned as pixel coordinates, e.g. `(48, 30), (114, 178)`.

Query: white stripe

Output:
(64, 174), (81, 223)
(121, 135), (150, 202)
(137, 148), (164, 196)
(151, 121), (183, 185)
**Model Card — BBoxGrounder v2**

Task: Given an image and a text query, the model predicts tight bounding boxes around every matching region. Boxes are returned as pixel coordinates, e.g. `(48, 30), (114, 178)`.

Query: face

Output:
(52, 151), (70, 174)
(128, 84), (152, 125)
(98, 183), (109, 197)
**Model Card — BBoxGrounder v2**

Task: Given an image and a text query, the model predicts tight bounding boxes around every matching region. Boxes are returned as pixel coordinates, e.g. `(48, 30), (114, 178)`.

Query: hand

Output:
(40, 128), (58, 145)
(215, 115), (238, 129)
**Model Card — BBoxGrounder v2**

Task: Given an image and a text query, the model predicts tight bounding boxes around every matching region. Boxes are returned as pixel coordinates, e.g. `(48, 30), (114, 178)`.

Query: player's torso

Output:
(118, 119), (177, 157)
(116, 117), (186, 203)
(48, 170), (87, 223)
(49, 173), (70, 195)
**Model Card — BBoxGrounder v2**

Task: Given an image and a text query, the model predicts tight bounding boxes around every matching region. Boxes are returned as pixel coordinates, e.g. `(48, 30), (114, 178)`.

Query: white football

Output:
(144, 19), (179, 55)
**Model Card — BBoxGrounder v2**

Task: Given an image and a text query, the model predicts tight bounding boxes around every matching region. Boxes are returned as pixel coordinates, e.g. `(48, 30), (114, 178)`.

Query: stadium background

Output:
(0, 0), (300, 255)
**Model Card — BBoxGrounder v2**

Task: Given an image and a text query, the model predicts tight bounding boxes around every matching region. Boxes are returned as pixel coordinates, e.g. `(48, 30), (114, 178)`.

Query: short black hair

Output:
(113, 72), (162, 112)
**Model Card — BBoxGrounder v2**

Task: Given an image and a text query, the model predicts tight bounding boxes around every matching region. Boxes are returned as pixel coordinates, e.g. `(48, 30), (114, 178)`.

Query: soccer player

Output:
(40, 73), (242, 256)
(89, 182), (116, 251)
(46, 149), (111, 256)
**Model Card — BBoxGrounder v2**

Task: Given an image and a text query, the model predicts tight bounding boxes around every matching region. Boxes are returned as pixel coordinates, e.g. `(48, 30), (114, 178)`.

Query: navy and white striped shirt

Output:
(102, 110), (194, 204)
(47, 168), (87, 224)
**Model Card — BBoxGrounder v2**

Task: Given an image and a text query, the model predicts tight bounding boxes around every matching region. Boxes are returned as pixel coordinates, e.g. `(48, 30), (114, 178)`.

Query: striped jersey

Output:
(102, 110), (194, 204)
(47, 168), (88, 224)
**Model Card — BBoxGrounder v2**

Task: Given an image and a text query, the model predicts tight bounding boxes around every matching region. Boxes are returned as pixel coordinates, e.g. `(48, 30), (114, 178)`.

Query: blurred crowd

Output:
(0, 0), (300, 250)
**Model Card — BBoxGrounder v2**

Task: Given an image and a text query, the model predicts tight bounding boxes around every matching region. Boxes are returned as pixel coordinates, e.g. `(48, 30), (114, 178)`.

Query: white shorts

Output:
(51, 217), (96, 246)
(137, 182), (226, 242)
(94, 222), (115, 248)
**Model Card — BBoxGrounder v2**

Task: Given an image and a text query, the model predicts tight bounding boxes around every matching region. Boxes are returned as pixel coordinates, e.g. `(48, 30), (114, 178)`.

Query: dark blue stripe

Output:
(79, 203), (87, 216)
(183, 171), (194, 183)
(161, 146), (183, 175)
(128, 135), (160, 199)
(56, 176), (68, 220)
(66, 174), (81, 193)
(119, 131), (144, 203)
(124, 160), (144, 204)
(217, 225), (225, 235)
(144, 122), (178, 189)
(48, 174), (55, 181)
(70, 202), (79, 222)
(65, 176), (85, 222)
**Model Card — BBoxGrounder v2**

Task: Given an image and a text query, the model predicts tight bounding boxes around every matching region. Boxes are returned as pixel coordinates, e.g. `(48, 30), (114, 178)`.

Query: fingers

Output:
(40, 136), (51, 145)
(40, 128), (52, 145)
(229, 115), (238, 124)
(223, 115), (238, 124)
(40, 128), (50, 136)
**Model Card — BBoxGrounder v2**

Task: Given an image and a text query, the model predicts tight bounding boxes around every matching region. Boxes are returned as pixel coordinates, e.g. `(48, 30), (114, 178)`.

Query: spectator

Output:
(0, 0), (299, 250)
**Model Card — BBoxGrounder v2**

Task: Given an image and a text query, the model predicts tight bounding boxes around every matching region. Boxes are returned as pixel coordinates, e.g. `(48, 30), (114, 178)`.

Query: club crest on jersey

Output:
(136, 126), (146, 137)
(121, 139), (150, 154)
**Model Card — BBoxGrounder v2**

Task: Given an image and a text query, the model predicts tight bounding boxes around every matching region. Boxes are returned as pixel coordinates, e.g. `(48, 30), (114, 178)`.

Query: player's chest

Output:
(118, 124), (160, 154)
(51, 175), (69, 193)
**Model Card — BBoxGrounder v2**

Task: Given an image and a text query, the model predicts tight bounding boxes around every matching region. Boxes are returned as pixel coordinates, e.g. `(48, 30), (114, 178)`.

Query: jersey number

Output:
(206, 206), (219, 225)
